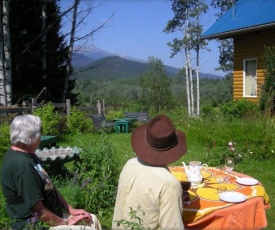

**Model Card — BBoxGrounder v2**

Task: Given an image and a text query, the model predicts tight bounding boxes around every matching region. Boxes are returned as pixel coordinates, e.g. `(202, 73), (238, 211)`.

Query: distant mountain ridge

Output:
(71, 47), (223, 80)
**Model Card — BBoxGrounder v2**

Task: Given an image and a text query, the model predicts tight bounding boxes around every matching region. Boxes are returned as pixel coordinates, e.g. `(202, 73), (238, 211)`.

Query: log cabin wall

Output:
(233, 28), (275, 103)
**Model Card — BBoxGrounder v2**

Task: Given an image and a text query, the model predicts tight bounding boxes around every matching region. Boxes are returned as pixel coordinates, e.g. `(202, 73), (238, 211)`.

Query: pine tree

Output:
(9, 0), (78, 104)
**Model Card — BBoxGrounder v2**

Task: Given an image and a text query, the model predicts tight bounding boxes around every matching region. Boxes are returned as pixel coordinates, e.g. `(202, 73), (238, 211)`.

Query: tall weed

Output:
(0, 123), (10, 158)
(69, 134), (120, 215)
(0, 184), (11, 229)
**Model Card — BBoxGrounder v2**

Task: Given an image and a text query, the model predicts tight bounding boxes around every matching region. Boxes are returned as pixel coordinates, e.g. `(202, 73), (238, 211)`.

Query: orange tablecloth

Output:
(169, 166), (270, 230)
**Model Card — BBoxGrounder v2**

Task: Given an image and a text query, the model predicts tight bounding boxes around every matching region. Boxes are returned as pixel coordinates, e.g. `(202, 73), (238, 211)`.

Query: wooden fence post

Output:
(102, 99), (105, 115)
(97, 100), (102, 114)
(66, 99), (71, 115)
(32, 98), (37, 112)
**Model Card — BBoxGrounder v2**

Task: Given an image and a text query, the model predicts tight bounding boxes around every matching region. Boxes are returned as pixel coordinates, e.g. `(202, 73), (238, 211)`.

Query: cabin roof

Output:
(202, 0), (275, 39)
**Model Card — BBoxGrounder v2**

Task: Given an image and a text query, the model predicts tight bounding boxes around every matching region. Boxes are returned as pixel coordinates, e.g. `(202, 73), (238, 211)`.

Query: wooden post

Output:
(97, 100), (102, 114)
(66, 99), (71, 115)
(102, 99), (105, 115)
(32, 98), (37, 112)
(25, 100), (29, 107)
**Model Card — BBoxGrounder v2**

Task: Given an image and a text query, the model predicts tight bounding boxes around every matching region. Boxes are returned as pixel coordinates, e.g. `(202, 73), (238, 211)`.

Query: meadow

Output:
(0, 104), (274, 229)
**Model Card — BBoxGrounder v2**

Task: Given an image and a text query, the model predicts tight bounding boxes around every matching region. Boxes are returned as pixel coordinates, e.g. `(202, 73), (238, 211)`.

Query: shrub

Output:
(220, 99), (258, 118)
(201, 104), (218, 120)
(260, 46), (275, 114)
(0, 186), (11, 229)
(66, 107), (93, 134)
(0, 123), (10, 157)
(33, 103), (63, 135)
(207, 141), (244, 166)
(105, 110), (125, 121)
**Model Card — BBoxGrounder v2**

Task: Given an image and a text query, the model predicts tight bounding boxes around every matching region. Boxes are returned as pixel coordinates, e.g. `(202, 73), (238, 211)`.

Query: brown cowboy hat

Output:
(131, 114), (187, 166)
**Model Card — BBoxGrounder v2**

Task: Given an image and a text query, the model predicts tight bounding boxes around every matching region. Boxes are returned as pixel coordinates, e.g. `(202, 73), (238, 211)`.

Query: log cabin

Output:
(202, 0), (275, 103)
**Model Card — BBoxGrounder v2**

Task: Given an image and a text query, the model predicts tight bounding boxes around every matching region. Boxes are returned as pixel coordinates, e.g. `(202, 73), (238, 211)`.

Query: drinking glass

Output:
(180, 181), (191, 205)
(224, 157), (234, 183)
(214, 166), (226, 194)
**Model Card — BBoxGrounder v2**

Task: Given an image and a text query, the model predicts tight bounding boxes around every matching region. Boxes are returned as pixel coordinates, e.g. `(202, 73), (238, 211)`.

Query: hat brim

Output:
(131, 123), (187, 166)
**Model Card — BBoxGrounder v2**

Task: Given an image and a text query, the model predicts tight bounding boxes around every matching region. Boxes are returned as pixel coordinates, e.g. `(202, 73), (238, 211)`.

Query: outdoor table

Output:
(113, 118), (137, 133)
(169, 166), (270, 230)
(112, 118), (137, 122)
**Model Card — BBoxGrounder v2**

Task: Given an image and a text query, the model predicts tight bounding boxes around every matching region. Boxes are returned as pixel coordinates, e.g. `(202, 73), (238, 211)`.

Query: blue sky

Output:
(61, 0), (224, 76)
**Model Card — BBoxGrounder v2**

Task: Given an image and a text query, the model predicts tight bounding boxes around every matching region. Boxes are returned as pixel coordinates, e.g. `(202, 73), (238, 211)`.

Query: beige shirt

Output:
(112, 158), (184, 230)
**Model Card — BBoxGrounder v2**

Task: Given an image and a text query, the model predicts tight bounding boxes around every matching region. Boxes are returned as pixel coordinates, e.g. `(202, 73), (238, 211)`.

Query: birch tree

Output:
(164, 0), (208, 117)
(0, 1), (4, 105)
(2, 0), (12, 106)
(191, 3), (208, 116)
(184, 5), (192, 116)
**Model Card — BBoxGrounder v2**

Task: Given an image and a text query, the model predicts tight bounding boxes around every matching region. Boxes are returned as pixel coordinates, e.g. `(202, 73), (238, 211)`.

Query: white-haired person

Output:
(1, 114), (101, 230)
(112, 114), (187, 230)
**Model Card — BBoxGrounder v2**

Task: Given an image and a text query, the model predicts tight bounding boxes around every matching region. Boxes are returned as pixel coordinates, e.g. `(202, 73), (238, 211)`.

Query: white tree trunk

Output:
(62, 0), (79, 103)
(184, 5), (191, 117)
(196, 48), (200, 117)
(196, 9), (200, 117)
(184, 48), (191, 117)
(2, 0), (12, 106)
(0, 1), (5, 105)
(187, 49), (194, 117)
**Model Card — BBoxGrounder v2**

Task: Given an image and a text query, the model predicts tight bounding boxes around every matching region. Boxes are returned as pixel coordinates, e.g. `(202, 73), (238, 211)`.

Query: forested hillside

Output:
(74, 76), (232, 109)
(72, 55), (223, 80)
(72, 55), (230, 111)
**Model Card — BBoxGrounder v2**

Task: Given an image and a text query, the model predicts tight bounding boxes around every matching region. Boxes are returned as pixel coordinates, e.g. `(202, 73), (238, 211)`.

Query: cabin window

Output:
(243, 59), (257, 97)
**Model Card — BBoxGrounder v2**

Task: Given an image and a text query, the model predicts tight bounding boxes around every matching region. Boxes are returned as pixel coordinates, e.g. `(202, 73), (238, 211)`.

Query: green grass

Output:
(57, 121), (275, 229)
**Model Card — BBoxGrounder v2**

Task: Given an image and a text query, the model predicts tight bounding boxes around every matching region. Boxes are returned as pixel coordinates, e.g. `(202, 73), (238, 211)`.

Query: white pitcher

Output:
(182, 161), (208, 185)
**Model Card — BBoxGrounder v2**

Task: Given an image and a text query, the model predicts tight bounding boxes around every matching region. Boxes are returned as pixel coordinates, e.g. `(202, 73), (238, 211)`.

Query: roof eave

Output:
(202, 22), (275, 40)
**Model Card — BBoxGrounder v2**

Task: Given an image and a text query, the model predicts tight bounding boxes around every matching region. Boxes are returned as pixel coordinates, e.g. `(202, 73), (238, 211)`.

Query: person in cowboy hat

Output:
(112, 114), (187, 230)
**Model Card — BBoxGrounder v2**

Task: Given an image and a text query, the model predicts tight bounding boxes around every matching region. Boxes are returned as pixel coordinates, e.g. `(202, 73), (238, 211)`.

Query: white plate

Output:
(219, 191), (247, 203)
(236, 177), (258, 186)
